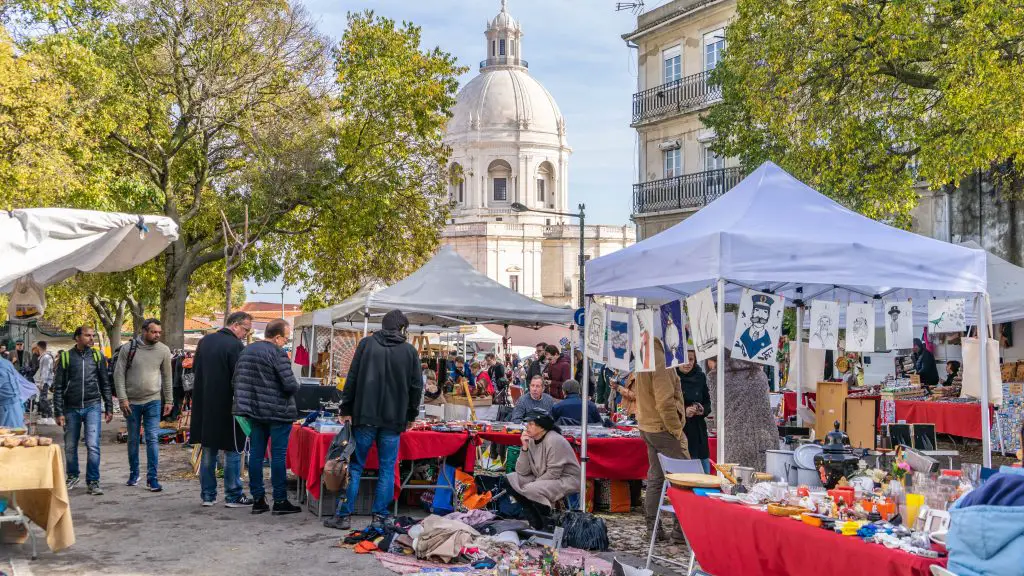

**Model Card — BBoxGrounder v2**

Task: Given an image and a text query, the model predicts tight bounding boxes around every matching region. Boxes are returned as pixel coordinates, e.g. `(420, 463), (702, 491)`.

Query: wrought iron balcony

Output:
(480, 57), (528, 69)
(632, 70), (720, 125)
(633, 167), (743, 214)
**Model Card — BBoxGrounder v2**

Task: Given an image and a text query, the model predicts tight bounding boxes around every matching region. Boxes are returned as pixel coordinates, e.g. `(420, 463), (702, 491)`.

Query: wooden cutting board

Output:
(666, 473), (723, 488)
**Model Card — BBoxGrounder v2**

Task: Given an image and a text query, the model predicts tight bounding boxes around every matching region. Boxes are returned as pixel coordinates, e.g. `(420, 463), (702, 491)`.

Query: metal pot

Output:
(796, 466), (823, 488)
(734, 466), (756, 486)
(765, 450), (796, 484)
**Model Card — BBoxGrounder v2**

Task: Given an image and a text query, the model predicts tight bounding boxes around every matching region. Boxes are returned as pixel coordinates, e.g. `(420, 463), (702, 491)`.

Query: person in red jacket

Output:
(543, 344), (571, 400)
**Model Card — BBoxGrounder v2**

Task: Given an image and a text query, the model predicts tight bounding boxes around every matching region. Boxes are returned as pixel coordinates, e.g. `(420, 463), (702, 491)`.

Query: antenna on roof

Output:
(615, 1), (644, 14)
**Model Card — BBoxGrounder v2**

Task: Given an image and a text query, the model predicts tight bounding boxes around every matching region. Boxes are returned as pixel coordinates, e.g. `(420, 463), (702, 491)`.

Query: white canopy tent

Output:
(1, 208), (179, 290)
(583, 162), (993, 490)
(962, 241), (1024, 324)
(332, 246), (573, 328)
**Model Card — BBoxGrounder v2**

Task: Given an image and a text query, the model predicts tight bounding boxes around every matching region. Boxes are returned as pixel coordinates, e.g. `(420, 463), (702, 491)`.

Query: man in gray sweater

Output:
(113, 318), (173, 492)
(509, 375), (556, 422)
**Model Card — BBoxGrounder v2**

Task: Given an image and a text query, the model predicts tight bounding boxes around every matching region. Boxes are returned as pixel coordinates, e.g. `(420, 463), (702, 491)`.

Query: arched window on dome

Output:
(487, 160), (513, 203)
(449, 163), (464, 204)
(536, 161), (555, 209)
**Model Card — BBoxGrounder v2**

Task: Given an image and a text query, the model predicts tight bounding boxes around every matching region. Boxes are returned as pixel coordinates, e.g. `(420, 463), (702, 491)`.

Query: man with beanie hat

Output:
(326, 309), (423, 530)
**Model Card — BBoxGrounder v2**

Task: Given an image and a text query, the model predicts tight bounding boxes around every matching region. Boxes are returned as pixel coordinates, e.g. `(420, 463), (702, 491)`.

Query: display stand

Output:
(0, 492), (38, 559)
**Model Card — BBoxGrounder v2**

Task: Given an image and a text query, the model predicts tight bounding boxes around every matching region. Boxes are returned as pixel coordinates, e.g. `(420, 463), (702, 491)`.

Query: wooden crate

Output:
(845, 397), (877, 450)
(815, 381), (848, 441)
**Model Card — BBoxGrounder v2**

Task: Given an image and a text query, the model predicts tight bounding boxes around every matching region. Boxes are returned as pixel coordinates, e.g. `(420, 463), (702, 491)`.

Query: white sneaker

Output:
(202, 500), (216, 507)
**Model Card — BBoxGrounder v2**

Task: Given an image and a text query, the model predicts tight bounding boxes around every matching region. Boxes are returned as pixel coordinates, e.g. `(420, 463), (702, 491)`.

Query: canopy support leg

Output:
(716, 278), (726, 465)
(795, 302), (803, 427)
(977, 294), (992, 468)
(579, 297), (591, 508)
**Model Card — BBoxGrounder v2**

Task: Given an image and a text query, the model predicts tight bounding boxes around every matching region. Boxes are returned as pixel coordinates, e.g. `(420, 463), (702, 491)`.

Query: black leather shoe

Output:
(272, 500), (301, 515)
(251, 496), (270, 514)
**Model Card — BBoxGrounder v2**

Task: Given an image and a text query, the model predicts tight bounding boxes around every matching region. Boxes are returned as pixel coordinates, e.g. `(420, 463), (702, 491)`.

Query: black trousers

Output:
(501, 476), (551, 530)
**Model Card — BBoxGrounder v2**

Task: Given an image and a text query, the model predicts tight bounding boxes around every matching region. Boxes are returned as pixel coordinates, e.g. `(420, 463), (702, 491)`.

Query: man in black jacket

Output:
(191, 311), (254, 508)
(53, 326), (113, 494)
(233, 318), (300, 515)
(325, 309), (422, 530)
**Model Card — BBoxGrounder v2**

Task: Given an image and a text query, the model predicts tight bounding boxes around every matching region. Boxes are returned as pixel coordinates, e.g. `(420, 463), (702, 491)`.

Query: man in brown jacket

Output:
(635, 337), (690, 541)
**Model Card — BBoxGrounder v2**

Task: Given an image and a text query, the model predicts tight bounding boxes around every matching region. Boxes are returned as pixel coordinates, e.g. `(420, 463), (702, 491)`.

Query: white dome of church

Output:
(447, 70), (564, 137)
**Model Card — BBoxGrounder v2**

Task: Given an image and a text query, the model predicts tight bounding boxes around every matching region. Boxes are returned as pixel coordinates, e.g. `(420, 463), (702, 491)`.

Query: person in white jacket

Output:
(33, 341), (55, 421)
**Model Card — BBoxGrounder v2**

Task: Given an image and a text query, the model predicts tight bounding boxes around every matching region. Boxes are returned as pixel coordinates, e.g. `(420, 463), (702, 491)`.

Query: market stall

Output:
(668, 487), (945, 576)
(0, 442), (75, 555)
(584, 161), (993, 468)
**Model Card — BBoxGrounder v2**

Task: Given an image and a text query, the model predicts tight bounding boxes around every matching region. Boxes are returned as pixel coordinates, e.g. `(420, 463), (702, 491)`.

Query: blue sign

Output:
(574, 307), (585, 327)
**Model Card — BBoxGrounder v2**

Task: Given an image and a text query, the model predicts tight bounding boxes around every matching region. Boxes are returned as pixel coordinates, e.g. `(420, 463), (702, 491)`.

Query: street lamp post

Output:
(250, 288), (286, 319)
(511, 201), (586, 308)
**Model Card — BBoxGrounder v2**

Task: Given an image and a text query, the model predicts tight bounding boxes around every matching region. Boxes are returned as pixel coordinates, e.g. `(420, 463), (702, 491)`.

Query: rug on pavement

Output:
(372, 548), (613, 575)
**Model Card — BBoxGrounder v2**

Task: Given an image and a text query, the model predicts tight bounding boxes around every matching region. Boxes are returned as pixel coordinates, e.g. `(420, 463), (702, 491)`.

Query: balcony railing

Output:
(633, 167), (743, 214)
(632, 70), (720, 125)
(480, 57), (528, 69)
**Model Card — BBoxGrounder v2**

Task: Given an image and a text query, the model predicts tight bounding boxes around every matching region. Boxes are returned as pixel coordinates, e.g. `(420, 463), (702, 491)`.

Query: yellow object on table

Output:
(905, 493), (924, 528)
(0, 444), (75, 551)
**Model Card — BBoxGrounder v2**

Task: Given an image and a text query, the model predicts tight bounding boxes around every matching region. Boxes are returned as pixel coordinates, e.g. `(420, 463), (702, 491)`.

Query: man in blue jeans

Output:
(113, 319), (173, 491)
(232, 318), (300, 515)
(53, 326), (114, 495)
(326, 309), (422, 530)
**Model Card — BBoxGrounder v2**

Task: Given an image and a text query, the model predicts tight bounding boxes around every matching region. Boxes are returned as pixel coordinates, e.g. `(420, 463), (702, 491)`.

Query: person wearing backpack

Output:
(113, 319), (173, 492)
(53, 326), (114, 494)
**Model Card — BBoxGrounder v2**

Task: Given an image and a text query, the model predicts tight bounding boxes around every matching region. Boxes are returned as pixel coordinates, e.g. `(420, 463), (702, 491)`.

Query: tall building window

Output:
(493, 178), (508, 201)
(458, 181), (465, 203)
(509, 275), (519, 292)
(663, 45), (682, 83)
(499, 39), (506, 56)
(704, 30), (725, 71)
(492, 40), (496, 57)
(663, 148), (681, 178)
(704, 144), (724, 171)
(537, 178), (545, 202)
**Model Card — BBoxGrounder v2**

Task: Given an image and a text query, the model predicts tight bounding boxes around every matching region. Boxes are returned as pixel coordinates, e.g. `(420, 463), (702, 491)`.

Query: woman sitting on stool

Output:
(503, 408), (581, 530)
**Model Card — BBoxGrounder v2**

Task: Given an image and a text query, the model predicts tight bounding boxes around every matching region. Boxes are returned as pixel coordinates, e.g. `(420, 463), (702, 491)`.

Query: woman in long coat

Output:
(504, 409), (581, 529)
(707, 350), (777, 471)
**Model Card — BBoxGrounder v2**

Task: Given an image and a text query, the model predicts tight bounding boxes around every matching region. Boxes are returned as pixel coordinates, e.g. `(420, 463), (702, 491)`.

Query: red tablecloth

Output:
(668, 487), (945, 576)
(894, 400), (993, 440)
(285, 425), (474, 499)
(476, 431), (717, 480)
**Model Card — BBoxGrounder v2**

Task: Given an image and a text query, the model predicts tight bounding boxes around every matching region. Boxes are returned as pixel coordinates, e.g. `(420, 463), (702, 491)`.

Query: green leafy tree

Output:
(705, 0), (1024, 228)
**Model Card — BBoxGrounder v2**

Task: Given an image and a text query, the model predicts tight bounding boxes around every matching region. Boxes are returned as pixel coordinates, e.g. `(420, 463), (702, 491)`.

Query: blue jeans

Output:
(700, 458), (711, 474)
(248, 420), (292, 502)
(200, 448), (243, 503)
(126, 400), (161, 483)
(64, 403), (102, 482)
(336, 426), (400, 517)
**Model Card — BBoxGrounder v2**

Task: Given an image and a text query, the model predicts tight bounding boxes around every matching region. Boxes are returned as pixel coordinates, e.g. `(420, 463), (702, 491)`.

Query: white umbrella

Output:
(0, 208), (179, 291)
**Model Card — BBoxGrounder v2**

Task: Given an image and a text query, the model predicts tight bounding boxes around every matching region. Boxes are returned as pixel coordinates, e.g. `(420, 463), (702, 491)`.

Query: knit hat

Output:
(382, 309), (409, 331)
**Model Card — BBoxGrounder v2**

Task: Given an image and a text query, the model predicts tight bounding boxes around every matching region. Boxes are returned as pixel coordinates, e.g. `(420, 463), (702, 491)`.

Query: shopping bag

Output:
(432, 464), (457, 514)
(233, 415), (252, 436)
(962, 298), (1003, 405)
(454, 469), (492, 510)
(558, 510), (609, 551)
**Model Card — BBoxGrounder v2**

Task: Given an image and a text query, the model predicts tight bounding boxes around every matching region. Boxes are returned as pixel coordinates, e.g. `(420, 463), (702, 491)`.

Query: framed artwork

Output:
(686, 287), (720, 363)
(928, 298), (966, 333)
(846, 302), (876, 352)
(731, 288), (785, 367)
(606, 306), (632, 372)
(809, 300), (840, 350)
(883, 300), (914, 350)
(633, 309), (656, 372)
(584, 302), (607, 361)
(659, 299), (687, 368)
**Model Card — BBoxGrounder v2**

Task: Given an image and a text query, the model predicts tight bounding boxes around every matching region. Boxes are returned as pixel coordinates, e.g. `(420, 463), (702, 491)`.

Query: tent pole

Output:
(795, 303), (803, 427)
(579, 297), (591, 508)
(362, 305), (369, 338)
(716, 278), (726, 465)
(309, 320), (316, 378)
(328, 327), (335, 387)
(569, 325), (576, 380)
(978, 293), (992, 468)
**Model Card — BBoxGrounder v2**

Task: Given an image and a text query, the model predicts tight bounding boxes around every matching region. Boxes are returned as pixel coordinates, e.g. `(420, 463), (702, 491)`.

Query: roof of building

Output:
(238, 301), (302, 314)
(622, 0), (724, 41)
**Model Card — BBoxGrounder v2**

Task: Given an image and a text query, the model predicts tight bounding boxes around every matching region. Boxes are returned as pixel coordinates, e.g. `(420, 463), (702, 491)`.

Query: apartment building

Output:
(623, 0), (740, 240)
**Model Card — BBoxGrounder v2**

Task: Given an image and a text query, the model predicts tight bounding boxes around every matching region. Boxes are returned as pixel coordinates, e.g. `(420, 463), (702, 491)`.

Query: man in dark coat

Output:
(325, 309), (422, 530)
(190, 311), (253, 507)
(233, 318), (300, 515)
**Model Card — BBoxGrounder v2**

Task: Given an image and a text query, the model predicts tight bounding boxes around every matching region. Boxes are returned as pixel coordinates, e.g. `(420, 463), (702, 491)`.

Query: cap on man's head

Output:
(382, 309), (409, 331)
(751, 294), (774, 311)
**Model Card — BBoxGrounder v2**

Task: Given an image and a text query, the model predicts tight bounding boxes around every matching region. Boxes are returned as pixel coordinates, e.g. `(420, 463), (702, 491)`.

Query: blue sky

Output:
(247, 0), (640, 303)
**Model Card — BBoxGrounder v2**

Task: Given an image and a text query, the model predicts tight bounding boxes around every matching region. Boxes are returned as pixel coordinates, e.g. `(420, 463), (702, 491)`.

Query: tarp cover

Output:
(1, 209), (178, 291)
(586, 162), (987, 303)
(961, 241), (1024, 324)
(332, 246), (572, 327)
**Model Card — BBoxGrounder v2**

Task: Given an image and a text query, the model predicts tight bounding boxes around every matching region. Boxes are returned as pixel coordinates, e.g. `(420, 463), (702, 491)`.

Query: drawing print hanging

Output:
(927, 299), (966, 334)
(584, 302), (607, 361)
(808, 300), (840, 350)
(884, 300), (914, 350)
(731, 289), (785, 367)
(687, 287), (720, 363)
(605, 306), (632, 371)
(633, 309), (656, 372)
(845, 302), (876, 352)
(659, 299), (687, 368)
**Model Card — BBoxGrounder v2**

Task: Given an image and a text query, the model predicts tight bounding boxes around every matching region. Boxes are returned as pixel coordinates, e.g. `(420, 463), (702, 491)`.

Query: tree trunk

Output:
(225, 265), (233, 322)
(161, 239), (192, 349)
(107, 304), (126, 353)
(127, 296), (146, 336)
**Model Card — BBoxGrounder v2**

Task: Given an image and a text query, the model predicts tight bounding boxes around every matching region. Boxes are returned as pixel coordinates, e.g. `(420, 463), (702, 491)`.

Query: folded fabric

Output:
(413, 514), (480, 563)
(444, 508), (495, 528)
(354, 541), (378, 554)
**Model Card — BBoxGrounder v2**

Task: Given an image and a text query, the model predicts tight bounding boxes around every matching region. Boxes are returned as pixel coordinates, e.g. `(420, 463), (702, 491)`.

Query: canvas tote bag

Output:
(961, 296), (1003, 406)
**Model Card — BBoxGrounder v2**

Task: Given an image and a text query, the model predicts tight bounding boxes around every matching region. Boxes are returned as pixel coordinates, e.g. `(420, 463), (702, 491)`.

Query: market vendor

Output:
(503, 408), (581, 530)
(550, 379), (601, 425)
(508, 375), (555, 422)
(942, 360), (960, 388)
(911, 338), (939, 388)
(449, 356), (474, 390)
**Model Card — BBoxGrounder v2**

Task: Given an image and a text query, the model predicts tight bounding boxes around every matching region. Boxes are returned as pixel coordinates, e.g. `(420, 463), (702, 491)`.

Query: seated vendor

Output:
(422, 372), (445, 406)
(942, 360), (961, 388)
(550, 379), (601, 425)
(449, 356), (475, 390)
(508, 375), (555, 422)
(503, 408), (581, 530)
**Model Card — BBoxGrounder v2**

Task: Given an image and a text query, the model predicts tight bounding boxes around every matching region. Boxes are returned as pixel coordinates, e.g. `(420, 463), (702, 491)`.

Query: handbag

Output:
(961, 296), (1003, 405)
(558, 510), (609, 551)
(323, 425), (356, 493)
